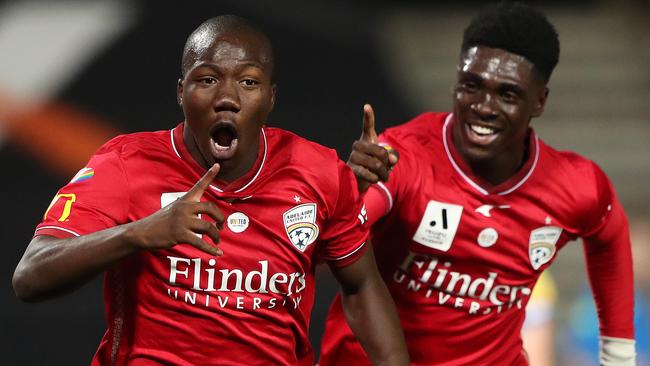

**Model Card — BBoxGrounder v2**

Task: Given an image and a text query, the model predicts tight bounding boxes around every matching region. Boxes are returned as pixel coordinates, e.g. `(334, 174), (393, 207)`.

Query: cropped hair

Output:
(461, 1), (560, 81)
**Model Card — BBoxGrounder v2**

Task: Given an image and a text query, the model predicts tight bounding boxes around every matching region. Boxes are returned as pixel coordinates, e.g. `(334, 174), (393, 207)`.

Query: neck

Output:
(452, 128), (530, 186)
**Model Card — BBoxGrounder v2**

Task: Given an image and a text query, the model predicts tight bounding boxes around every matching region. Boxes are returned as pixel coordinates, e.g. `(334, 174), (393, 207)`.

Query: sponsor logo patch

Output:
(529, 226), (562, 270)
(477, 227), (498, 248)
(227, 212), (249, 233)
(412, 200), (463, 251)
(283, 203), (319, 252)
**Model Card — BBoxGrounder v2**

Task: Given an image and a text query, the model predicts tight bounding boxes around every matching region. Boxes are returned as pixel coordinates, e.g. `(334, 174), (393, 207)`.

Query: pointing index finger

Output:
(360, 104), (377, 144)
(185, 164), (220, 201)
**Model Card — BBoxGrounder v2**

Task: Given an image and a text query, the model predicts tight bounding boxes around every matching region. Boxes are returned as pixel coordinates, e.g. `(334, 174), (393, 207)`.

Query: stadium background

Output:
(1, 0), (648, 364)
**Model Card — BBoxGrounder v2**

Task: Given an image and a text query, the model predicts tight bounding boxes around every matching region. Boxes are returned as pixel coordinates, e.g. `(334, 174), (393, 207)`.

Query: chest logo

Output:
(477, 227), (498, 248)
(283, 203), (319, 252)
(529, 226), (562, 270)
(227, 212), (249, 233)
(475, 204), (510, 218)
(412, 200), (463, 251)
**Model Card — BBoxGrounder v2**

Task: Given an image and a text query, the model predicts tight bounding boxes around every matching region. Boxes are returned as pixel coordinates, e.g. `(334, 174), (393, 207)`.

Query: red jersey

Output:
(36, 123), (368, 366)
(320, 112), (634, 365)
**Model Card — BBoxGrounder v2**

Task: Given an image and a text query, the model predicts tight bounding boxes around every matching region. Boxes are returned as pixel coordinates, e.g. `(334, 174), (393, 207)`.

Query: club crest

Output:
(283, 203), (319, 252)
(529, 226), (562, 270)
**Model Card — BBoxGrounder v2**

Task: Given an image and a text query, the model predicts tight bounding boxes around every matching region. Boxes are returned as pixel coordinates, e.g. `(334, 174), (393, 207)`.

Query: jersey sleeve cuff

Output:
(325, 241), (368, 268)
(600, 336), (636, 365)
(34, 226), (81, 238)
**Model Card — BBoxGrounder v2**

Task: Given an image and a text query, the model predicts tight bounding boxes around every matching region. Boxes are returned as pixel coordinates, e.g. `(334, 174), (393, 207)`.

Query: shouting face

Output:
(178, 29), (275, 181)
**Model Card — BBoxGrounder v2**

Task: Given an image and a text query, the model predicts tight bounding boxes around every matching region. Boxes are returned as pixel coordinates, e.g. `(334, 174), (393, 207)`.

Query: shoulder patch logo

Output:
(529, 226), (562, 270)
(283, 203), (319, 252)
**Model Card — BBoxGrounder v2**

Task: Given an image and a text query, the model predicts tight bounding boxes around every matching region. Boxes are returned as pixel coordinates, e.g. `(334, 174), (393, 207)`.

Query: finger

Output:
(189, 219), (222, 246)
(192, 202), (225, 228)
(348, 162), (381, 184)
(185, 164), (220, 201)
(184, 230), (222, 256)
(360, 104), (377, 143)
(349, 147), (390, 181)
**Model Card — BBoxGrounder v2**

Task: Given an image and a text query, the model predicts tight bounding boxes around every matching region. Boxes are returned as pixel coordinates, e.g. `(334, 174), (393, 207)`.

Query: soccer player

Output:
(12, 16), (409, 366)
(320, 2), (636, 365)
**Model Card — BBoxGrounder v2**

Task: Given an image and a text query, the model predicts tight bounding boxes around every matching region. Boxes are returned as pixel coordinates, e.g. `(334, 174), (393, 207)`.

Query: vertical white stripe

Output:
(375, 182), (394, 213)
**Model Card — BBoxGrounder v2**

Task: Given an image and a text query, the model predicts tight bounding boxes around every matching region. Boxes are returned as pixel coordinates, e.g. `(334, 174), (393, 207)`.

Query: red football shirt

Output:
(320, 112), (634, 366)
(36, 123), (368, 365)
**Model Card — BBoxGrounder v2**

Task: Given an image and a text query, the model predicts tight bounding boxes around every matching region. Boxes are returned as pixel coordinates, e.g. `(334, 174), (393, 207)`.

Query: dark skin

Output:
(348, 45), (548, 189)
(13, 24), (408, 366)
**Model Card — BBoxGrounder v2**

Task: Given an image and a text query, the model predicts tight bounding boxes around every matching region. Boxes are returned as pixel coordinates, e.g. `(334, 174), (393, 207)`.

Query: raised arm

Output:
(13, 164), (225, 302)
(330, 245), (409, 366)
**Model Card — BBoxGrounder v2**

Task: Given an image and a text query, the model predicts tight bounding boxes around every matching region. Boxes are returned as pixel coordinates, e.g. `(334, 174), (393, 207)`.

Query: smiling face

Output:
(178, 28), (275, 181)
(452, 46), (548, 180)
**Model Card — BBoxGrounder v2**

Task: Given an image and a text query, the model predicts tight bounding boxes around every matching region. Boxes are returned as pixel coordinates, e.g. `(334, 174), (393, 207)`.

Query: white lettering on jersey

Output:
(358, 204), (368, 225)
(394, 250), (532, 315)
(412, 200), (463, 251)
(529, 226), (562, 270)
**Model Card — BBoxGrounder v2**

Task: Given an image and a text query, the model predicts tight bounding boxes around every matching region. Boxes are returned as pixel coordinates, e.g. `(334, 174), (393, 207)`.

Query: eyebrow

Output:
(192, 61), (266, 73)
(459, 70), (527, 95)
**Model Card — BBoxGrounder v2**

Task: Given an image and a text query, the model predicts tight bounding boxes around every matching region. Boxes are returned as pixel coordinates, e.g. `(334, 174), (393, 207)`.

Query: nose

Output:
(213, 80), (241, 113)
(470, 92), (498, 120)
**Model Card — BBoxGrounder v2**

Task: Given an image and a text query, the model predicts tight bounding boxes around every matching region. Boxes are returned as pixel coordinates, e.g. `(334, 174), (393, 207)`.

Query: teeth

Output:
(470, 124), (496, 135)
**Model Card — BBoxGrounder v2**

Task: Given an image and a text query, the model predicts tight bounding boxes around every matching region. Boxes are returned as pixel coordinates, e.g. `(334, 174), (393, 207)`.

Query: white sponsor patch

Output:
(283, 203), (319, 252)
(477, 227), (498, 248)
(227, 212), (249, 233)
(529, 226), (562, 270)
(412, 200), (463, 251)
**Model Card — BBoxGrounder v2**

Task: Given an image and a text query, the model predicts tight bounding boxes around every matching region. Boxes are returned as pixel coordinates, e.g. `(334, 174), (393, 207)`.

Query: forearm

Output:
(333, 247), (409, 366)
(13, 223), (140, 302)
(340, 278), (409, 366)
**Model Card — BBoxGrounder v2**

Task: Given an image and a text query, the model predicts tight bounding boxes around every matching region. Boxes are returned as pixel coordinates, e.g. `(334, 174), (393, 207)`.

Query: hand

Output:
(347, 104), (399, 193)
(127, 164), (225, 255)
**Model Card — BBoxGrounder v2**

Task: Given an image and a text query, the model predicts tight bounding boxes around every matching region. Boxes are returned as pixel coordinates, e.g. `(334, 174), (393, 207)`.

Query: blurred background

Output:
(1, 0), (648, 364)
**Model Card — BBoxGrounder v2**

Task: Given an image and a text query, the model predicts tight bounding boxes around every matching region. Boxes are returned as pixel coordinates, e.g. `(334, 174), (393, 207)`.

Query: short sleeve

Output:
(317, 160), (369, 267)
(35, 148), (130, 238)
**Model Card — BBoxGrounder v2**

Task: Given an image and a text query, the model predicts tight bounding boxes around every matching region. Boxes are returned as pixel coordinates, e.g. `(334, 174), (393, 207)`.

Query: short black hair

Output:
(181, 15), (274, 78)
(461, 1), (559, 81)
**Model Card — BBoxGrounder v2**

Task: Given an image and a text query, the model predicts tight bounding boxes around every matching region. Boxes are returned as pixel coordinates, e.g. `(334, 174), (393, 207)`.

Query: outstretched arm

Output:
(330, 245), (409, 366)
(13, 164), (225, 302)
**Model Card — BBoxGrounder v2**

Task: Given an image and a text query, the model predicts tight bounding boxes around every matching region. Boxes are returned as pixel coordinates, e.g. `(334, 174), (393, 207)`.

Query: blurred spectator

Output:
(523, 271), (558, 366)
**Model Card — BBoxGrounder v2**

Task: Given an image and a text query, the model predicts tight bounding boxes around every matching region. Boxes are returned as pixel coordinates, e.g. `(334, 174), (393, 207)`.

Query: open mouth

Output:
(209, 122), (239, 160)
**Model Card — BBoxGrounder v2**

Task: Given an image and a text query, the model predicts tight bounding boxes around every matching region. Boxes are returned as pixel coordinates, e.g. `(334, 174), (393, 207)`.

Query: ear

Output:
(177, 78), (184, 106)
(531, 87), (548, 118)
(269, 84), (277, 111)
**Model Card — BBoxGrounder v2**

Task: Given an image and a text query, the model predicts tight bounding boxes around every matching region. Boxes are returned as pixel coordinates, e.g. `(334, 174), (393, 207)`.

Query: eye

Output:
(501, 91), (519, 103)
(458, 81), (478, 93)
(199, 77), (217, 85)
(240, 78), (260, 88)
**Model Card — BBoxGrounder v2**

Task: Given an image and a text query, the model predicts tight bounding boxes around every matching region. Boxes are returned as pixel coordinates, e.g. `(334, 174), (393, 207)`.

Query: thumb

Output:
(185, 163), (220, 201)
(360, 104), (377, 143)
